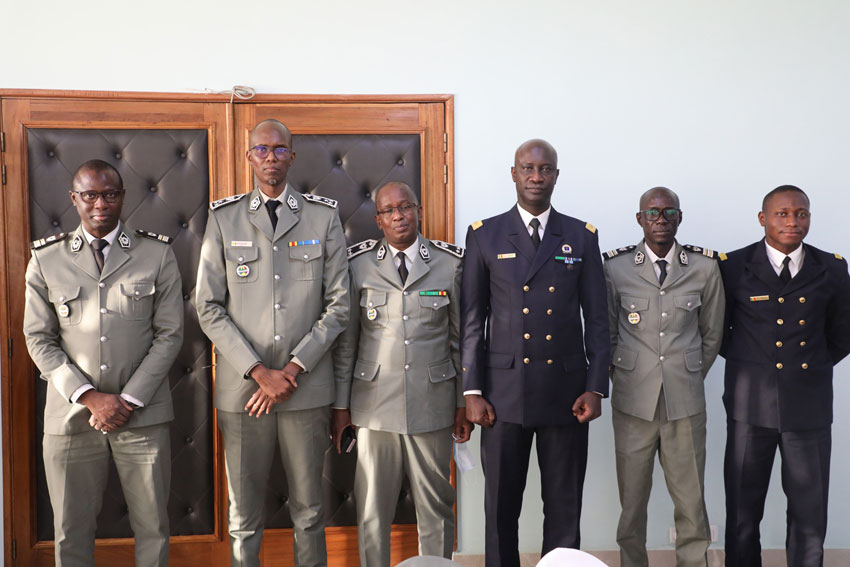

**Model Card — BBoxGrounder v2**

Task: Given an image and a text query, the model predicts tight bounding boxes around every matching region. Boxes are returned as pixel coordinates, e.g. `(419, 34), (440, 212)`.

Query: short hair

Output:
(762, 185), (809, 210)
(72, 159), (123, 190)
(374, 181), (418, 205)
(249, 119), (292, 144)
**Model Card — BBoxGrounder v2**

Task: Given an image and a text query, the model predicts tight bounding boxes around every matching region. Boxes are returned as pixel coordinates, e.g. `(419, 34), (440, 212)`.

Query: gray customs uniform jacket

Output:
(196, 186), (350, 412)
(24, 224), (184, 435)
(334, 236), (464, 434)
(604, 241), (725, 420)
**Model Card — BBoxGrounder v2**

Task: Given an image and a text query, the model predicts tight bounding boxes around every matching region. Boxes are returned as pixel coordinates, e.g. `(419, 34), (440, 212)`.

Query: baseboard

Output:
(452, 548), (850, 567)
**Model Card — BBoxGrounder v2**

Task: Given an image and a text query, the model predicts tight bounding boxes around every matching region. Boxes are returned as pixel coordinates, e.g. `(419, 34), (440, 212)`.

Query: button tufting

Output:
(114, 153), (121, 159)
(52, 220), (60, 227)
(180, 152), (187, 159)
(48, 150), (55, 157)
(149, 186), (157, 192)
(397, 159), (404, 166)
(336, 159), (343, 166)
(182, 222), (189, 229)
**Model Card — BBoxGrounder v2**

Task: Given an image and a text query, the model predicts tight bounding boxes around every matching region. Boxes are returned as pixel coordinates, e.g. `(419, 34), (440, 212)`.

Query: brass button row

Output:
(776, 362), (809, 370)
(523, 357), (555, 365)
(777, 296), (806, 303)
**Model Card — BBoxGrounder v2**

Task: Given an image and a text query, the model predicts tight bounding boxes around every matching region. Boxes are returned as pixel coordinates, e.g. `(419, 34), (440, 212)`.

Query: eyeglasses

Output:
(640, 208), (680, 222)
(376, 203), (418, 218)
(250, 145), (291, 159)
(73, 190), (124, 204)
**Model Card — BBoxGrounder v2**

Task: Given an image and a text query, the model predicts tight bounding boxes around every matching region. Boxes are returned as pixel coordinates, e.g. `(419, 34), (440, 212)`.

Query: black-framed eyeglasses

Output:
(640, 208), (680, 222)
(376, 203), (418, 218)
(250, 145), (291, 159)
(73, 190), (124, 204)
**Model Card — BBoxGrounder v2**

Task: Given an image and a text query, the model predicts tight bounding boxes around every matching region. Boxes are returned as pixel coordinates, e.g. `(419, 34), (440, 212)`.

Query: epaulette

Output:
(431, 239), (465, 258)
(719, 252), (728, 261)
(603, 245), (636, 260)
(302, 193), (338, 208)
(471, 220), (483, 231)
(835, 253), (845, 261)
(31, 233), (67, 250)
(136, 229), (173, 244)
(585, 222), (597, 234)
(347, 239), (378, 259)
(683, 244), (718, 259)
(210, 194), (247, 210)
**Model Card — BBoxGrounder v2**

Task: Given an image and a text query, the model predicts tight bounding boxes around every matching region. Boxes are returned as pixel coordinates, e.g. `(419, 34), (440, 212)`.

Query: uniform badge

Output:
(561, 244), (572, 254)
(57, 304), (70, 318)
(376, 245), (387, 261)
(634, 251), (645, 265)
(249, 196), (262, 211)
(287, 194), (298, 211)
(627, 312), (641, 325)
(419, 243), (430, 262)
(749, 295), (770, 302)
(71, 235), (83, 252)
(236, 264), (250, 278)
(366, 308), (378, 321)
(118, 232), (131, 249)
(679, 250), (688, 265)
(555, 256), (582, 264)
(497, 253), (516, 260)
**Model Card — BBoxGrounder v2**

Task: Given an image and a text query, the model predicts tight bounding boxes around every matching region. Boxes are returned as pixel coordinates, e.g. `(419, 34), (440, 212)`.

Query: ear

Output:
(678, 210), (683, 225)
(511, 166), (517, 183)
(758, 210), (766, 227)
(69, 190), (77, 204)
(635, 212), (642, 226)
(553, 168), (560, 182)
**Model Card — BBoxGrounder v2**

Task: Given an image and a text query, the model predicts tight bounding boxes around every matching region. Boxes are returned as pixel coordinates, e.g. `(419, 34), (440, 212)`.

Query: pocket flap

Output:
(120, 282), (155, 299)
(289, 243), (322, 262)
(353, 360), (380, 381)
(621, 295), (649, 311)
(685, 349), (704, 372)
(612, 345), (637, 370)
(361, 291), (387, 308)
(48, 286), (80, 304)
(675, 294), (702, 311)
(225, 246), (258, 263)
(419, 295), (450, 310)
(428, 359), (457, 383)
(486, 352), (514, 369)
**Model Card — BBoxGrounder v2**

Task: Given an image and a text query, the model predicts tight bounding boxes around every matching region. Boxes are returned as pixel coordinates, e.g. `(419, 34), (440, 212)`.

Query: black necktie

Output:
(779, 256), (792, 284)
(657, 259), (668, 286)
(266, 200), (281, 231)
(529, 218), (541, 250)
(91, 239), (107, 273)
(397, 252), (408, 284)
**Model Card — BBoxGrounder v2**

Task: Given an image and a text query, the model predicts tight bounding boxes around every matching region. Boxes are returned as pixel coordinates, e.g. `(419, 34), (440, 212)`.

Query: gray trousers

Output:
(43, 423), (171, 567)
(354, 427), (455, 567)
(613, 393), (710, 567)
(217, 407), (330, 567)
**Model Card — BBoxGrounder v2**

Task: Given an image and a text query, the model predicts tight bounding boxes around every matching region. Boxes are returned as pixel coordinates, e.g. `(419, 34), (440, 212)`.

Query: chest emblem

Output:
(57, 304), (70, 318)
(366, 308), (378, 321)
(561, 244), (572, 254)
(235, 264), (250, 278)
(627, 312), (641, 325)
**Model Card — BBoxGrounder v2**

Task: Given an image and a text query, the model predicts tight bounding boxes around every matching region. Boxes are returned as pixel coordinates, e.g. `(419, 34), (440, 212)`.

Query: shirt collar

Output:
(80, 224), (120, 247)
(765, 240), (805, 273)
(386, 240), (419, 264)
(516, 203), (551, 234)
(643, 242), (676, 266)
(258, 184), (290, 204)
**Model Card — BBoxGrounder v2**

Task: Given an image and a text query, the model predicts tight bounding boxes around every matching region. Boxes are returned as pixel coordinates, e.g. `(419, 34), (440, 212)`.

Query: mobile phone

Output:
(341, 425), (357, 453)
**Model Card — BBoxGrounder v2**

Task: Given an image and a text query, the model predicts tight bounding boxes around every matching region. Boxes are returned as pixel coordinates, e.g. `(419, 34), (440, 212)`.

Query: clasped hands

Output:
(244, 361), (302, 417)
(81, 390), (133, 433)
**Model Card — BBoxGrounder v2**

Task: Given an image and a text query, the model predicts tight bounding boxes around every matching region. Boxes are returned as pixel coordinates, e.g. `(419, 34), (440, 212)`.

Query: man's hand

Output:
(80, 390), (133, 432)
(249, 363), (298, 403)
(453, 407), (474, 442)
(572, 391), (602, 423)
(245, 389), (276, 417)
(331, 408), (353, 454)
(465, 394), (496, 428)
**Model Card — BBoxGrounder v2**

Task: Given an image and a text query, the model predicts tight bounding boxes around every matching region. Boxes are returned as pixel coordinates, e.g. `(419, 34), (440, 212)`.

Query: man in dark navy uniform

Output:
(720, 185), (850, 567)
(461, 139), (609, 567)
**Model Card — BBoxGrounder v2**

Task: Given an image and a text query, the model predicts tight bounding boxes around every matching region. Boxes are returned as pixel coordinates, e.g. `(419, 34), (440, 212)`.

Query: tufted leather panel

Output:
(28, 128), (214, 539)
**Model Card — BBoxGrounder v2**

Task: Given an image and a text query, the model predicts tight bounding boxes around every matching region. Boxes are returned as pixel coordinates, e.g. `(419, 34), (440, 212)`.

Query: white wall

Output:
(4, 0), (850, 556)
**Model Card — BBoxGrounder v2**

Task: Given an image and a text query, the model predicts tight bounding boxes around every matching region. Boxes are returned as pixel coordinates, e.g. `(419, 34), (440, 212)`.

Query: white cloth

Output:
(516, 203), (551, 239)
(765, 241), (804, 278)
(643, 243), (676, 280)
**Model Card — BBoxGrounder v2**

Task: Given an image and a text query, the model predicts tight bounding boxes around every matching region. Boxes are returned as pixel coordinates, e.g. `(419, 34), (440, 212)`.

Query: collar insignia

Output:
(118, 232), (131, 249)
(376, 245), (387, 261)
(249, 196), (262, 211)
(679, 250), (688, 265)
(634, 250), (645, 265)
(72, 235), (83, 252)
(287, 194), (298, 211)
(419, 243), (430, 262)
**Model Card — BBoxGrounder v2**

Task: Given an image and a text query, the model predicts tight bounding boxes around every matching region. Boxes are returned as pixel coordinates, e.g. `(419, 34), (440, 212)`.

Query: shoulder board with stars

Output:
(210, 193), (247, 210)
(431, 239), (465, 258)
(603, 245), (636, 261)
(302, 193), (338, 208)
(585, 222), (597, 234)
(471, 220), (484, 231)
(347, 239), (378, 259)
(683, 244), (718, 259)
(136, 229), (173, 244)
(31, 232), (68, 250)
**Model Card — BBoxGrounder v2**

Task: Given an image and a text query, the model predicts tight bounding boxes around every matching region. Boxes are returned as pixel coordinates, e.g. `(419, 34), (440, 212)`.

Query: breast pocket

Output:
(674, 294), (701, 326)
(620, 295), (650, 328)
(225, 246), (259, 283)
(419, 294), (451, 329)
(119, 282), (156, 320)
(49, 286), (82, 326)
(361, 290), (389, 329)
(289, 243), (323, 281)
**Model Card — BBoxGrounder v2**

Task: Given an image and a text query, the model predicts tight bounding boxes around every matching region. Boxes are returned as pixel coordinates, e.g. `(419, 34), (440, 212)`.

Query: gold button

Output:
(777, 319), (784, 325)
(778, 297), (785, 303)
(523, 308), (530, 314)
(547, 359), (553, 365)
(546, 309), (553, 315)
(799, 319), (806, 326)
(549, 286), (556, 293)
(524, 333), (531, 340)
(802, 363), (809, 369)
(776, 341), (783, 348)
(800, 341), (807, 347)
(523, 285), (530, 292)
(462, 367), (467, 372)
(776, 363), (783, 369)
(523, 357), (530, 364)
(546, 335), (552, 341)
(799, 297), (806, 303)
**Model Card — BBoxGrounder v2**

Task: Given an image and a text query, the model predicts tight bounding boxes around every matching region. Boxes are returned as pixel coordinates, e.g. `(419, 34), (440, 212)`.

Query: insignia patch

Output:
(679, 250), (688, 265)
(135, 230), (173, 244)
(431, 239), (464, 258)
(288, 240), (320, 247)
(347, 239), (378, 259)
(376, 245), (387, 261)
(683, 244), (718, 259)
(302, 193), (338, 208)
(562, 244), (572, 254)
(585, 222), (597, 234)
(57, 304), (70, 318)
(471, 220), (483, 231)
(231, 241), (252, 247)
(236, 264), (250, 278)
(287, 194), (299, 211)
(627, 312), (641, 325)
(419, 243), (431, 262)
(555, 256), (582, 264)
(249, 196), (262, 211)
(836, 253), (844, 260)
(210, 193), (247, 210)
(634, 251), (645, 265)
(72, 235), (83, 252)
(420, 290), (448, 296)
(366, 308), (378, 321)
(750, 295), (770, 302)
(497, 253), (517, 260)
(603, 245), (636, 260)
(118, 232), (131, 249)
(31, 232), (68, 250)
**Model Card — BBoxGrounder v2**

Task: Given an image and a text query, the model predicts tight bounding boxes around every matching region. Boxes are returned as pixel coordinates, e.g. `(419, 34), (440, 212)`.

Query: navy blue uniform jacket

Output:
(460, 206), (610, 427)
(720, 240), (850, 432)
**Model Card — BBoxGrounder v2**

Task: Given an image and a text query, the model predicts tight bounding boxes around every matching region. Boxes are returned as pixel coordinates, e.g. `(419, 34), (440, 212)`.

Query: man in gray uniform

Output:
(24, 159), (183, 567)
(196, 119), (349, 567)
(332, 181), (472, 567)
(603, 187), (724, 567)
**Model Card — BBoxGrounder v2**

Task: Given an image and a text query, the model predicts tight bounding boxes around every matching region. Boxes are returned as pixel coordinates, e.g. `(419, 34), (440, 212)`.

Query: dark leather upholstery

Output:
(27, 129), (422, 539)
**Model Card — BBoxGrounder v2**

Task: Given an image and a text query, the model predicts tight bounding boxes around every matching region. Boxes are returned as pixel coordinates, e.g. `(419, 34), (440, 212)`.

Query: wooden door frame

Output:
(0, 89), (456, 566)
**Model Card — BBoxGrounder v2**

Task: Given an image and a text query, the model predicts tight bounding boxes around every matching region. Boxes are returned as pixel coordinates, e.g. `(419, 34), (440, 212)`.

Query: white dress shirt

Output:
(644, 243), (676, 281)
(765, 241), (804, 278)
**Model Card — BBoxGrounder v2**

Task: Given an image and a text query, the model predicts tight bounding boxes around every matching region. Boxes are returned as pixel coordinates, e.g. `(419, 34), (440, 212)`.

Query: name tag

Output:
(231, 241), (252, 247)
(497, 253), (516, 260)
(749, 295), (770, 302)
